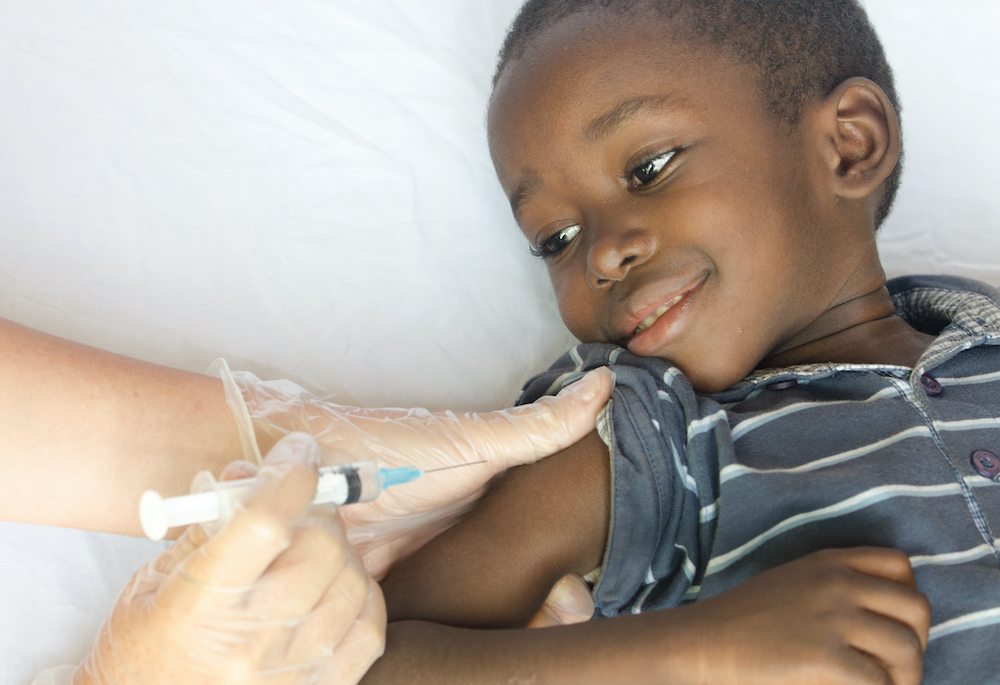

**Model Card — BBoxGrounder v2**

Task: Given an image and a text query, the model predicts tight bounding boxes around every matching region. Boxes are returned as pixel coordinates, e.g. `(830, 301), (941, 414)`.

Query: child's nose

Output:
(586, 227), (656, 290)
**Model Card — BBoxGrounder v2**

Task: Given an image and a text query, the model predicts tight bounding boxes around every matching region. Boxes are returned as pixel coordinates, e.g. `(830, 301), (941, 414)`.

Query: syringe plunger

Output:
(140, 461), (421, 541)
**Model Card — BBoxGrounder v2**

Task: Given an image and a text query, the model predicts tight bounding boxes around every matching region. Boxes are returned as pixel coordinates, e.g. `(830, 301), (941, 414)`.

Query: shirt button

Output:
(767, 379), (798, 391)
(920, 374), (943, 396)
(971, 451), (1000, 479)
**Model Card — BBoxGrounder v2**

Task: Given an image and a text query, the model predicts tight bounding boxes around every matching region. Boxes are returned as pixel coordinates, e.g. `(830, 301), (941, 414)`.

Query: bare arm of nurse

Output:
(0, 315), (609, 685)
(0, 316), (612, 551)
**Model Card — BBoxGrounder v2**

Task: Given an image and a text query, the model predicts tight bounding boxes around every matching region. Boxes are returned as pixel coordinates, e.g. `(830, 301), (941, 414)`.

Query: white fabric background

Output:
(0, 1), (997, 682)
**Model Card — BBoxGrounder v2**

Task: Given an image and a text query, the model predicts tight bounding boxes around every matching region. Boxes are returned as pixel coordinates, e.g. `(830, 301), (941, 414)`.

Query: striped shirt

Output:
(519, 275), (1000, 684)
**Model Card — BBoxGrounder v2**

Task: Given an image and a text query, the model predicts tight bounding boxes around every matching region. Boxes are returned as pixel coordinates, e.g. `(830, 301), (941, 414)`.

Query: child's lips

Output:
(633, 293), (685, 334)
(621, 275), (707, 356)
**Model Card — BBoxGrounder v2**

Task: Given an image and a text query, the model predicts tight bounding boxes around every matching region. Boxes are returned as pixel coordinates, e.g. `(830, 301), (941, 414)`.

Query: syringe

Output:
(139, 460), (481, 541)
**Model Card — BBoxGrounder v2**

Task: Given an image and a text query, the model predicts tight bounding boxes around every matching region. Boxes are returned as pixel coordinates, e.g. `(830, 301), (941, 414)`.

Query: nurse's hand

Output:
(75, 433), (385, 685)
(216, 362), (614, 578)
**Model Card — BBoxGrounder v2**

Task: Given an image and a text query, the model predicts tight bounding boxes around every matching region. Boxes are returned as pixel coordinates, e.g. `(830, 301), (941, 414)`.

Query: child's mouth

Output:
(634, 294), (684, 334)
(625, 275), (707, 356)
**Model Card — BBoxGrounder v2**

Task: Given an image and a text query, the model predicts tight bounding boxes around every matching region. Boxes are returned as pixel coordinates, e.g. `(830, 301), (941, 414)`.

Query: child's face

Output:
(488, 14), (869, 392)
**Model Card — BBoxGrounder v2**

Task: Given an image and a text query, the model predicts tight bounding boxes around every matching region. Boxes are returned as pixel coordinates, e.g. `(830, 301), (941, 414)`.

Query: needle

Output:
(421, 459), (487, 474)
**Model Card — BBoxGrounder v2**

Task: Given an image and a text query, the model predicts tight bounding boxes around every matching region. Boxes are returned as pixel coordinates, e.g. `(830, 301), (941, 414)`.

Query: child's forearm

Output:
(381, 429), (610, 628)
(365, 549), (930, 685)
(361, 614), (687, 685)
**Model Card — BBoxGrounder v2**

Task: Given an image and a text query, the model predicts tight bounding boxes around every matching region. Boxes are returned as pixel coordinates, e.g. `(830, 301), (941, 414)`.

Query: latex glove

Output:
(73, 433), (386, 685)
(213, 360), (614, 578)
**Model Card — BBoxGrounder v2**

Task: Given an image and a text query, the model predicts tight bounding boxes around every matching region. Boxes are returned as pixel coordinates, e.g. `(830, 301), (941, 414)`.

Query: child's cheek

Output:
(552, 274), (602, 342)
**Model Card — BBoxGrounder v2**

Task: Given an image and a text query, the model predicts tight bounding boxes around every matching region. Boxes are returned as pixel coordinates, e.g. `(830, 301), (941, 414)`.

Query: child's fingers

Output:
(851, 577), (931, 652)
(845, 610), (927, 685)
(822, 547), (930, 651)
(838, 546), (919, 589)
(527, 574), (594, 628)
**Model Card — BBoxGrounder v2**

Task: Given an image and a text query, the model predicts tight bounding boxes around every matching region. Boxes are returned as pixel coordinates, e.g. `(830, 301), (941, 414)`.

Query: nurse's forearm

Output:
(0, 317), (242, 536)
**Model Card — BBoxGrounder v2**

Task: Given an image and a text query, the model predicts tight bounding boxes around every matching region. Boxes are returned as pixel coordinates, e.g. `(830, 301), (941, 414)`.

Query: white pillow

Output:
(0, 1), (996, 683)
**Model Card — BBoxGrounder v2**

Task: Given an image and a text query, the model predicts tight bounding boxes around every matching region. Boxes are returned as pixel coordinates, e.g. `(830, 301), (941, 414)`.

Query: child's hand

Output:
(673, 547), (930, 685)
(527, 574), (595, 628)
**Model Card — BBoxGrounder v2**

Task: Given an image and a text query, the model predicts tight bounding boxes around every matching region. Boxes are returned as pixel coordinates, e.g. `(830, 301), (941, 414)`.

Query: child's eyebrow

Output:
(584, 95), (672, 142)
(510, 172), (542, 222)
(508, 95), (678, 222)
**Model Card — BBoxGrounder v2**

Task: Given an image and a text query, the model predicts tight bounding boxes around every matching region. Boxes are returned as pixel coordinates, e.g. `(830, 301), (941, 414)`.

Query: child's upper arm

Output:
(380, 428), (610, 628)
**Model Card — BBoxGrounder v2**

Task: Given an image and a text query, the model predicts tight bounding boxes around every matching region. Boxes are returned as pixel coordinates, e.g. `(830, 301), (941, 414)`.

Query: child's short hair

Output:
(494, 0), (902, 227)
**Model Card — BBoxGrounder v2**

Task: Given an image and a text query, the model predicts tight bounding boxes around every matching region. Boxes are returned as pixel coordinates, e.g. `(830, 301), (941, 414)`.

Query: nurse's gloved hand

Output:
(214, 361), (614, 578)
(74, 433), (386, 685)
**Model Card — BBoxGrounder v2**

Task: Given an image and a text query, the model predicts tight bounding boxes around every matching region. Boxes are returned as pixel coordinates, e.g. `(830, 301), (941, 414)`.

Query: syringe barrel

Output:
(139, 460), (386, 540)
(315, 462), (382, 505)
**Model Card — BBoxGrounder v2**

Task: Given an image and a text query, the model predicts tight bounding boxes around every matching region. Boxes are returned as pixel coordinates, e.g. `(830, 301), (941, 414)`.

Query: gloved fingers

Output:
(219, 459), (260, 482)
(343, 497), (478, 580)
(242, 368), (612, 470)
(280, 547), (372, 668)
(360, 368), (612, 472)
(341, 367), (613, 476)
(218, 365), (612, 584)
(527, 573), (595, 628)
(342, 477), (482, 525)
(312, 577), (387, 685)
(351, 522), (453, 581)
(228, 365), (612, 477)
(459, 367), (614, 471)
(144, 461), (263, 580)
(181, 433), (321, 589)
(251, 507), (354, 621)
(150, 514), (212, 578)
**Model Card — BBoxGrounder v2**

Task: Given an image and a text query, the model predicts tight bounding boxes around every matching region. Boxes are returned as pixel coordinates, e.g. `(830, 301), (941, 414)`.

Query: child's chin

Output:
(677, 361), (749, 394)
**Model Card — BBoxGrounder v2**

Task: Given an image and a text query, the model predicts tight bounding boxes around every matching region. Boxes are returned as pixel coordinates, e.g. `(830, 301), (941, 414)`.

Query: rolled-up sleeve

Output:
(518, 344), (722, 617)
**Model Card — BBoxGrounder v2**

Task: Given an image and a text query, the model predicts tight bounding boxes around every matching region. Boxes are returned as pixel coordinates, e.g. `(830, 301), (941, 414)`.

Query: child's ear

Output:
(815, 77), (900, 200)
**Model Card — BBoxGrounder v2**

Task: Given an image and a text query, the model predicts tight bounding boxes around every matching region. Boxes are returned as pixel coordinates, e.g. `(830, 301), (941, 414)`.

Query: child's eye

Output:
(529, 224), (581, 259)
(628, 150), (677, 189)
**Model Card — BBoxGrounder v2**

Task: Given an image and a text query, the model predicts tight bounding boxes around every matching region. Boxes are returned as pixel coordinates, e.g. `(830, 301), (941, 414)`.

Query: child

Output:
(364, 0), (999, 682)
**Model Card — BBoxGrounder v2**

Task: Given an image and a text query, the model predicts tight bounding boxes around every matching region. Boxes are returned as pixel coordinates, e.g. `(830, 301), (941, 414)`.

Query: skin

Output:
(371, 548), (928, 685)
(367, 10), (934, 685)
(489, 14), (934, 392)
(0, 316), (614, 543)
(0, 313), (616, 681)
(0, 317), (242, 536)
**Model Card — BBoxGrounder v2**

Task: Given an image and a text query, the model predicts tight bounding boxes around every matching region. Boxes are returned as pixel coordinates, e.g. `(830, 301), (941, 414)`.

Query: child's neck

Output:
(760, 286), (937, 370)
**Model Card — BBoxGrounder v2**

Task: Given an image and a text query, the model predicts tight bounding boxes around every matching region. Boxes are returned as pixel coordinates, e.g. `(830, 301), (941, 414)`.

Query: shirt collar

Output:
(711, 276), (1000, 401)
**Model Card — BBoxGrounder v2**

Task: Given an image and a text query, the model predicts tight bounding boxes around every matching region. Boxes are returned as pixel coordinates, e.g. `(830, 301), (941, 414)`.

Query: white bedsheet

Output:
(1, 1), (997, 682)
